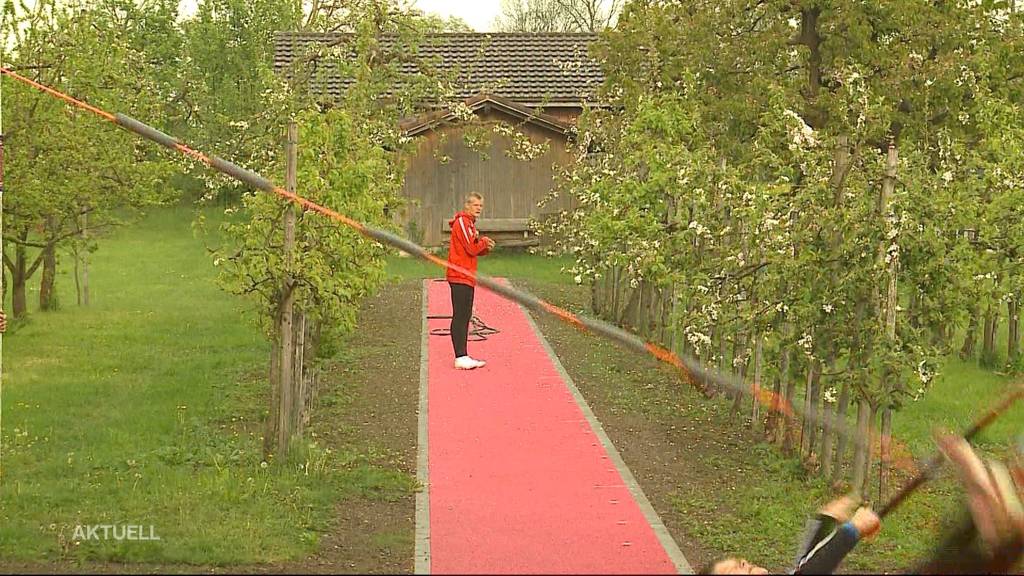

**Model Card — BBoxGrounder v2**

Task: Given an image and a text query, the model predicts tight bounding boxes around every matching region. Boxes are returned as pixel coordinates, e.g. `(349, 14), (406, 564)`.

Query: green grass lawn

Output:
(1, 206), (411, 566)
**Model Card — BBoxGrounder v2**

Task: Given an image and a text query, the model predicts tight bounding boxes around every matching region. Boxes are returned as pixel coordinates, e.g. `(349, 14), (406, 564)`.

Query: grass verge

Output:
(1, 206), (414, 567)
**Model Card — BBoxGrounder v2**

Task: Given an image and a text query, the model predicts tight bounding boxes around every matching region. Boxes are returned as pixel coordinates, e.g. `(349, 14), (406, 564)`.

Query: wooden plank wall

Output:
(399, 108), (578, 247)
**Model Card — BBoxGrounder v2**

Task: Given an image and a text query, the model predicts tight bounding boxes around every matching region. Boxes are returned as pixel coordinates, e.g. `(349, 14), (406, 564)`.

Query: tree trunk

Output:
(659, 288), (670, 347)
(908, 291), (919, 330)
(851, 399), (872, 496)
(647, 283), (658, 338)
(293, 309), (307, 437)
(800, 360), (820, 460)
(608, 271), (615, 319)
(982, 304), (999, 368)
(862, 403), (876, 497)
(800, 360), (813, 455)
(715, 327), (729, 398)
(263, 338), (281, 459)
(734, 358), (748, 417)
(276, 285), (296, 455)
(815, 350), (831, 475)
(11, 241), (28, 318)
(619, 281), (640, 328)
(610, 266), (621, 321)
(820, 393), (835, 477)
(782, 354), (798, 455)
(931, 322), (948, 352)
(670, 286), (681, 357)
(808, 362), (822, 457)
(818, 133), (850, 479)
(731, 334), (745, 415)
(636, 279), (646, 336)
(751, 337), (763, 433)
(39, 240), (58, 311)
(271, 120), (300, 457)
(961, 307), (979, 360)
(301, 317), (318, 428)
(768, 380), (782, 442)
(1008, 298), (1020, 366)
(73, 244), (82, 306)
(651, 285), (660, 342)
(81, 210), (90, 306)
(600, 268), (610, 320)
(767, 350), (785, 444)
(82, 251), (90, 306)
(645, 283), (657, 338)
(831, 381), (851, 485)
(878, 406), (893, 501)
(823, 379), (847, 477)
(875, 146), (898, 495)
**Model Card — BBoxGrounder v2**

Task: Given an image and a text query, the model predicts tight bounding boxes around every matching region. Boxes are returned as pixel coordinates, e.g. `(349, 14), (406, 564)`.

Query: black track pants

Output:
(449, 282), (475, 358)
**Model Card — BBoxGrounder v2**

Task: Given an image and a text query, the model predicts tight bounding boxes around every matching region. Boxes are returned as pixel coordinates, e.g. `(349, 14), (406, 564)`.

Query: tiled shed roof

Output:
(274, 32), (603, 105)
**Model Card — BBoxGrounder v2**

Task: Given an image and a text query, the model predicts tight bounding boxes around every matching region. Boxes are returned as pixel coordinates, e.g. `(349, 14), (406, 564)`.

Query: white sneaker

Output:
(470, 357), (486, 369)
(454, 356), (487, 370)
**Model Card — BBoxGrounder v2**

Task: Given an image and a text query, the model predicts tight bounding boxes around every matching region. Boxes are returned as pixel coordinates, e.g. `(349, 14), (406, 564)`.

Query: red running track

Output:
(424, 278), (683, 574)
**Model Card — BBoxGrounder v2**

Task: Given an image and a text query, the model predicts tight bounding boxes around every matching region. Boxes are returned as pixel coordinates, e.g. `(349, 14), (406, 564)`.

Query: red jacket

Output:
(446, 211), (491, 286)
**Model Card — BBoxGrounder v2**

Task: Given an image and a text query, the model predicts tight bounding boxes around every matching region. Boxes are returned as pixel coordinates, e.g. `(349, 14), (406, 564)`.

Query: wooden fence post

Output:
(293, 309), (306, 438)
(731, 334), (746, 416)
(303, 320), (321, 427)
(878, 406), (893, 501)
(263, 337), (280, 458)
(820, 389), (836, 478)
(1008, 296), (1020, 365)
(275, 120), (299, 456)
(852, 398), (873, 495)
(82, 211), (90, 306)
(751, 336), (763, 432)
(773, 345), (791, 448)
(830, 380), (851, 484)
(610, 266), (619, 321)
(799, 359), (818, 458)
(879, 144), (898, 499)
(982, 305), (999, 367)
(819, 355), (839, 479)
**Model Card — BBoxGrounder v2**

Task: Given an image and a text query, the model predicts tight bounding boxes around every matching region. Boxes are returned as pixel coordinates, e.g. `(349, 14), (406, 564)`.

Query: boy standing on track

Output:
(446, 192), (495, 370)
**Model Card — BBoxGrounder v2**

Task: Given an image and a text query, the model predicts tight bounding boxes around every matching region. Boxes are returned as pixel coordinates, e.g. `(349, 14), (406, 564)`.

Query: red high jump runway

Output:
(415, 278), (692, 574)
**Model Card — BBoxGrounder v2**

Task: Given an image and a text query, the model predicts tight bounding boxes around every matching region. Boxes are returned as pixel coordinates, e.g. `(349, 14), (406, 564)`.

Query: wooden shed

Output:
(274, 32), (604, 247)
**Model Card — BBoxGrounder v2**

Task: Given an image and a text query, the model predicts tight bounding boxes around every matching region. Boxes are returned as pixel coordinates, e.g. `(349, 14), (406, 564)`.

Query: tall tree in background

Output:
(187, 0), (452, 456)
(493, 0), (621, 32)
(2, 0), (179, 317)
(545, 0), (1024, 494)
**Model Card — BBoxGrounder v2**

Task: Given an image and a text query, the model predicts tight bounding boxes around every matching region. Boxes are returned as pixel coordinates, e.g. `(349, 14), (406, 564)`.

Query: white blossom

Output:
(784, 109), (818, 149)
(916, 360), (936, 385)
(798, 332), (813, 350)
